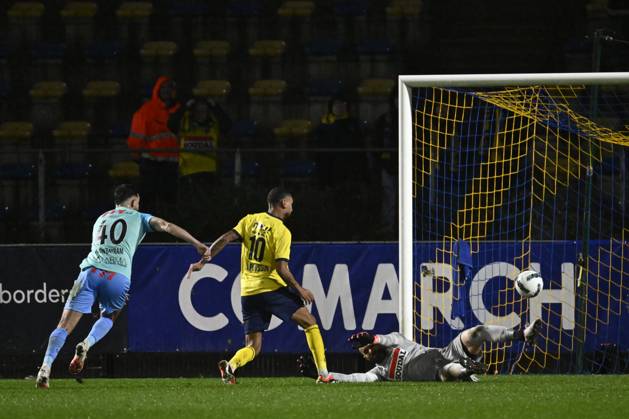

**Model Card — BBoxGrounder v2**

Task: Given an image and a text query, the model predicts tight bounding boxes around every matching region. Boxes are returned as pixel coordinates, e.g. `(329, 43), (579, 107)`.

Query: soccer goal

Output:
(399, 73), (629, 373)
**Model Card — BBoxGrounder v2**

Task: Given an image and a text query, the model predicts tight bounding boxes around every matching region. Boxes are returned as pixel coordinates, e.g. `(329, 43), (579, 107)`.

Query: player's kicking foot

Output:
(524, 319), (541, 344)
(218, 360), (236, 384)
(315, 374), (336, 384)
(36, 365), (50, 389)
(69, 341), (88, 375)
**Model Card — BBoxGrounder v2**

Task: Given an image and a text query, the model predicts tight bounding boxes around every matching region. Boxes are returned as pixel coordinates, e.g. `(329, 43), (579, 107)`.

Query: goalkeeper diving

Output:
(299, 321), (540, 383)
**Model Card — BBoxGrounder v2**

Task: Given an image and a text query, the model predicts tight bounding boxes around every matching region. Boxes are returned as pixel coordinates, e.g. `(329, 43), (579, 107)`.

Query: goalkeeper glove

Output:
(348, 331), (375, 349)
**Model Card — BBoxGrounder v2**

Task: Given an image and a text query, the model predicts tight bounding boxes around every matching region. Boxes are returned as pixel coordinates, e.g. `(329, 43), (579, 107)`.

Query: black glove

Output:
(297, 355), (318, 379)
(348, 331), (375, 349)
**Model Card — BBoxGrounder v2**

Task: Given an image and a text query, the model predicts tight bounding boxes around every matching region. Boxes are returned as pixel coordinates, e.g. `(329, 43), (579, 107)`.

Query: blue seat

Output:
(281, 160), (316, 177)
(31, 42), (66, 61)
(0, 163), (36, 180)
(305, 39), (342, 56)
(227, 1), (262, 17)
(229, 119), (259, 138)
(85, 41), (123, 62)
(308, 79), (344, 97)
(221, 160), (261, 178)
(169, 2), (210, 17)
(335, 0), (368, 17)
(53, 162), (95, 179)
(357, 39), (394, 55)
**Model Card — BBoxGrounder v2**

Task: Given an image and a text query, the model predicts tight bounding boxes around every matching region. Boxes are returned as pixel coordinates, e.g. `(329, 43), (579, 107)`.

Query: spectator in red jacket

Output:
(128, 76), (181, 216)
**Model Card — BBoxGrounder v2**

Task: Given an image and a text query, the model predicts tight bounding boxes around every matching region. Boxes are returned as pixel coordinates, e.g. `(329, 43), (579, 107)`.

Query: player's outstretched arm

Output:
(149, 217), (208, 256)
(188, 230), (240, 275)
(276, 260), (315, 304)
(329, 370), (381, 383)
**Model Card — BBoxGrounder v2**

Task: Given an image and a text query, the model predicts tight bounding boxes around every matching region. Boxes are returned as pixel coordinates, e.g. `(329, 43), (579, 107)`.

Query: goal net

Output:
(399, 73), (629, 373)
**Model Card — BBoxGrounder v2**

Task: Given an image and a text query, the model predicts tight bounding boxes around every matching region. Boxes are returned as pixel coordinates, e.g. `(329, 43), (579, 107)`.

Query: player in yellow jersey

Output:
(189, 187), (334, 384)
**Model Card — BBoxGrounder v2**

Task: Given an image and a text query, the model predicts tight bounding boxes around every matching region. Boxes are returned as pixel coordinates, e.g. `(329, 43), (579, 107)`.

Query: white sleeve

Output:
(375, 332), (416, 350)
(330, 367), (382, 383)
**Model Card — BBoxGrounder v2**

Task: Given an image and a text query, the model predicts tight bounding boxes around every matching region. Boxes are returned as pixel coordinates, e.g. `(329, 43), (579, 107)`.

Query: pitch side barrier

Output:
(2, 242), (627, 357)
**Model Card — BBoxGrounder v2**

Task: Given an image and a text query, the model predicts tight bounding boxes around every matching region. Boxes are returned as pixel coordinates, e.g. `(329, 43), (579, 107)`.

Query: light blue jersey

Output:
(79, 207), (153, 279)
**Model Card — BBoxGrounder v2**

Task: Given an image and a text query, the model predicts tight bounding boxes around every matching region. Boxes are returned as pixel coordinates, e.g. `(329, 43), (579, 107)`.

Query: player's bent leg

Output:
(460, 325), (519, 355)
(220, 333), (261, 384)
(291, 307), (330, 381)
(37, 309), (84, 389)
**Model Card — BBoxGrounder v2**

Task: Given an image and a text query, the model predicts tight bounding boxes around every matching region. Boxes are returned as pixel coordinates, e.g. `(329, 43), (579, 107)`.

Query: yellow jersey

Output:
(232, 212), (292, 296)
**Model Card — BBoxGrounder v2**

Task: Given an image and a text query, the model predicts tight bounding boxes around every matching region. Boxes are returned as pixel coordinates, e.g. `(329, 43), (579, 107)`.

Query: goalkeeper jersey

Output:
(330, 333), (449, 382)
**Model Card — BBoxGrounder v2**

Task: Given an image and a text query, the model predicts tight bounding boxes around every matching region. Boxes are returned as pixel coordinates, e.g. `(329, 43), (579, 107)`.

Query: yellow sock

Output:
(228, 346), (256, 372)
(304, 325), (328, 375)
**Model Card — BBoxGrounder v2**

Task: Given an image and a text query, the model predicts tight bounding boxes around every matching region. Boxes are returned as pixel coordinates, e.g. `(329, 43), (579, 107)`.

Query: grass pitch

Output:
(1, 375), (628, 419)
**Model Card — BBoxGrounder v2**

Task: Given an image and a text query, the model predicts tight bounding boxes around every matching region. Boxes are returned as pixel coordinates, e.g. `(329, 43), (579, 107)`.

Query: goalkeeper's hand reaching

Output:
(348, 331), (375, 349)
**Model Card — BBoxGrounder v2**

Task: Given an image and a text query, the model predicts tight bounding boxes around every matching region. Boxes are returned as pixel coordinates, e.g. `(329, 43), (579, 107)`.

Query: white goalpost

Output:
(397, 72), (629, 342)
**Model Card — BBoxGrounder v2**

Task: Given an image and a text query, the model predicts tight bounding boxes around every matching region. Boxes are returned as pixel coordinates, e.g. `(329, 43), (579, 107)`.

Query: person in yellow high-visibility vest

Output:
(178, 98), (232, 234)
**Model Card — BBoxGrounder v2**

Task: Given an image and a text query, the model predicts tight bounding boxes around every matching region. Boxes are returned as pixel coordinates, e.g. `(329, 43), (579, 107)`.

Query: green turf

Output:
(1, 375), (628, 418)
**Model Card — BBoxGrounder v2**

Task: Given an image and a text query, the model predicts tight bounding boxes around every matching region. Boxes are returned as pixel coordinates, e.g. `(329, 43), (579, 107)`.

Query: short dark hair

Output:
(267, 187), (291, 206)
(114, 184), (139, 205)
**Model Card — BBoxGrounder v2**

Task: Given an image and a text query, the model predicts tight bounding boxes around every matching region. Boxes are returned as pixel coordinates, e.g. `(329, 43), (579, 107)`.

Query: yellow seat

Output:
(386, 0), (422, 16)
(249, 80), (287, 96)
(193, 41), (231, 58)
(273, 119), (312, 137)
(249, 40), (287, 57)
(116, 2), (153, 18)
(140, 41), (178, 57)
(82, 81), (121, 98)
(29, 81), (67, 99)
(8, 2), (45, 18)
(357, 79), (395, 96)
(0, 122), (34, 140)
(193, 80), (232, 98)
(278, 1), (315, 17)
(53, 121), (91, 139)
(109, 160), (140, 178)
(61, 2), (98, 19)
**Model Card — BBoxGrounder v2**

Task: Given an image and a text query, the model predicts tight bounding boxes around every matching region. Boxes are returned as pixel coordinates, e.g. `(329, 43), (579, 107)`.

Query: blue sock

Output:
(85, 317), (114, 349)
(43, 328), (68, 367)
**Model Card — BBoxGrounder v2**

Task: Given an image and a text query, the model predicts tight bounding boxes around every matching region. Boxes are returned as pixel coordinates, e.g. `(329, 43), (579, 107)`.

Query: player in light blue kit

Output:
(36, 184), (209, 388)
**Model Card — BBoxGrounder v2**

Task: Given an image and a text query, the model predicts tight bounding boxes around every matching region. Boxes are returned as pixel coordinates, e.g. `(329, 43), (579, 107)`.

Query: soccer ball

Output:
(514, 270), (543, 298)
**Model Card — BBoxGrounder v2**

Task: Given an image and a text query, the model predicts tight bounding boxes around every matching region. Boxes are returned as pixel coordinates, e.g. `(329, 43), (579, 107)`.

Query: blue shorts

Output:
(64, 267), (130, 315)
(241, 287), (304, 334)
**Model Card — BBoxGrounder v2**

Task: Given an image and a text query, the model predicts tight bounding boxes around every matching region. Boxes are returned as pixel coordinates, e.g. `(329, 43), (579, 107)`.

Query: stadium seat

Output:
(29, 81), (67, 132)
(0, 162), (37, 210)
(229, 119), (261, 147)
(386, 0), (423, 47)
(356, 78), (395, 122)
(274, 119), (312, 160)
(108, 160), (140, 180)
(357, 39), (397, 79)
(334, 0), (368, 45)
(305, 39), (342, 80)
(193, 41), (231, 81)
(116, 2), (153, 50)
(7, 2), (45, 52)
(61, 2), (98, 50)
(226, 1), (262, 50)
(0, 43), (9, 83)
(307, 79), (344, 123)
(281, 159), (316, 177)
(52, 121), (92, 162)
(192, 80), (232, 105)
(249, 80), (287, 127)
(0, 122), (34, 165)
(31, 42), (66, 83)
(248, 40), (287, 82)
(0, 81), (10, 121)
(168, 2), (210, 44)
(278, 1), (315, 43)
(140, 41), (178, 85)
(82, 81), (121, 132)
(85, 41), (123, 82)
